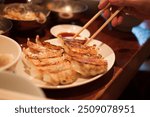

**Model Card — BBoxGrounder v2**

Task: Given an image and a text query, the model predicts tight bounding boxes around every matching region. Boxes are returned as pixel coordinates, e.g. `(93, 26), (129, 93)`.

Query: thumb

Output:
(98, 0), (109, 9)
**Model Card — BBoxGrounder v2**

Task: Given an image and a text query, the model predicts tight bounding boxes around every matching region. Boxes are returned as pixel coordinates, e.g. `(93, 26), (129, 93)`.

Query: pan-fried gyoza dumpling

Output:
(22, 36), (77, 85)
(62, 38), (108, 77)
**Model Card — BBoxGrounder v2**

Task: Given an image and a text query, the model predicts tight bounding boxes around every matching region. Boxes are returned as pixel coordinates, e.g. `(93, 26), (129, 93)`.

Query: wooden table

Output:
(9, 1), (150, 100)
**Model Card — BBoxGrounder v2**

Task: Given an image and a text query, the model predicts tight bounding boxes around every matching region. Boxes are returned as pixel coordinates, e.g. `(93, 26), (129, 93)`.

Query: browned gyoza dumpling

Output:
(22, 36), (77, 85)
(62, 38), (108, 77)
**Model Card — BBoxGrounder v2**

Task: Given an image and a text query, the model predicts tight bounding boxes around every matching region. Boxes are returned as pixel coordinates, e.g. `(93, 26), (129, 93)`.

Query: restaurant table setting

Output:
(0, 0), (150, 100)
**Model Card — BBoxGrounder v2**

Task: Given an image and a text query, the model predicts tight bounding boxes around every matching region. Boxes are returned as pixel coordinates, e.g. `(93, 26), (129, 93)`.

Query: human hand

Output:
(98, 0), (150, 27)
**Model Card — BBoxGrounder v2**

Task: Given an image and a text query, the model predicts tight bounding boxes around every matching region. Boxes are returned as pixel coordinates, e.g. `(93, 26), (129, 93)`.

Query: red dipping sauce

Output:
(57, 32), (79, 37)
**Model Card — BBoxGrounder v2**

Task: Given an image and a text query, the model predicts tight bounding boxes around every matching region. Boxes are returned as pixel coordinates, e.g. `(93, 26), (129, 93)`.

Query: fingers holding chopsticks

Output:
(98, 0), (110, 18)
(98, 0), (124, 27)
(98, 0), (150, 26)
(73, 1), (123, 44)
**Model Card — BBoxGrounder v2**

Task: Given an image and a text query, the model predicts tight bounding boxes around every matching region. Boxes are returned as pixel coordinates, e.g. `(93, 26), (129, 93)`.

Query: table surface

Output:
(8, 1), (150, 100)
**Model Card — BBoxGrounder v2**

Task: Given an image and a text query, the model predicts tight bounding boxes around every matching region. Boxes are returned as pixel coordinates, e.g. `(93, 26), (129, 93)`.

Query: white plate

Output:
(0, 35), (21, 72)
(50, 24), (91, 38)
(15, 39), (115, 89)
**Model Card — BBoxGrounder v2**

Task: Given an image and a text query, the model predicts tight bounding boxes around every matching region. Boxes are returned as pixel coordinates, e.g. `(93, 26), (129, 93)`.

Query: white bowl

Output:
(50, 24), (90, 38)
(0, 71), (45, 98)
(0, 35), (21, 72)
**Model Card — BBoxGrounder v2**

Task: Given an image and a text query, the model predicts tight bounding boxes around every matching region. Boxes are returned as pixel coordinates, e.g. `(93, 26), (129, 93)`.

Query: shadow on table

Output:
(119, 70), (150, 100)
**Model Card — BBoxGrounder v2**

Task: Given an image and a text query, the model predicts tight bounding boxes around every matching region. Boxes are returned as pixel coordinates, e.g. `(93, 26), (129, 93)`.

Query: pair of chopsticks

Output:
(0, 88), (47, 100)
(73, 3), (123, 45)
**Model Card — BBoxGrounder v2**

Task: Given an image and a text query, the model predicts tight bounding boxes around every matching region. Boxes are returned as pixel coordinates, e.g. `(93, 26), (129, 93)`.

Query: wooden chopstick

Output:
(72, 3), (111, 39)
(85, 7), (124, 45)
(0, 88), (47, 100)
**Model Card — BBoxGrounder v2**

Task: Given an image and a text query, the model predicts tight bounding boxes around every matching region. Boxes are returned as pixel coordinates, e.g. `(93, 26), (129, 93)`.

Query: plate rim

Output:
(15, 38), (115, 89)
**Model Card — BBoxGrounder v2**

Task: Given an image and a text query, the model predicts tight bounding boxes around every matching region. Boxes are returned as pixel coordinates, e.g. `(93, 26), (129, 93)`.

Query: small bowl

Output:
(1, 3), (50, 31)
(0, 71), (45, 98)
(0, 35), (21, 72)
(0, 17), (13, 36)
(50, 24), (91, 38)
(46, 0), (88, 21)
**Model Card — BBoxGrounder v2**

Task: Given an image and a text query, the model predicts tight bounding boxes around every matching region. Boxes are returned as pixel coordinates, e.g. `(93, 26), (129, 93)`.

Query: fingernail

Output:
(98, 3), (103, 9)
(98, 0), (107, 9)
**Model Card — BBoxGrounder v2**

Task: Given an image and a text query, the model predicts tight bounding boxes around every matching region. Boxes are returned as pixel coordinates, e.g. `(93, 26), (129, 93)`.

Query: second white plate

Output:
(50, 24), (91, 38)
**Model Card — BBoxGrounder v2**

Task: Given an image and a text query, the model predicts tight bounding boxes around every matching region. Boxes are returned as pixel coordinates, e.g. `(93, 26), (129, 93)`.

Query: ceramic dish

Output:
(45, 0), (88, 20)
(0, 35), (21, 72)
(50, 24), (90, 38)
(1, 3), (50, 31)
(0, 71), (45, 97)
(15, 38), (115, 89)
